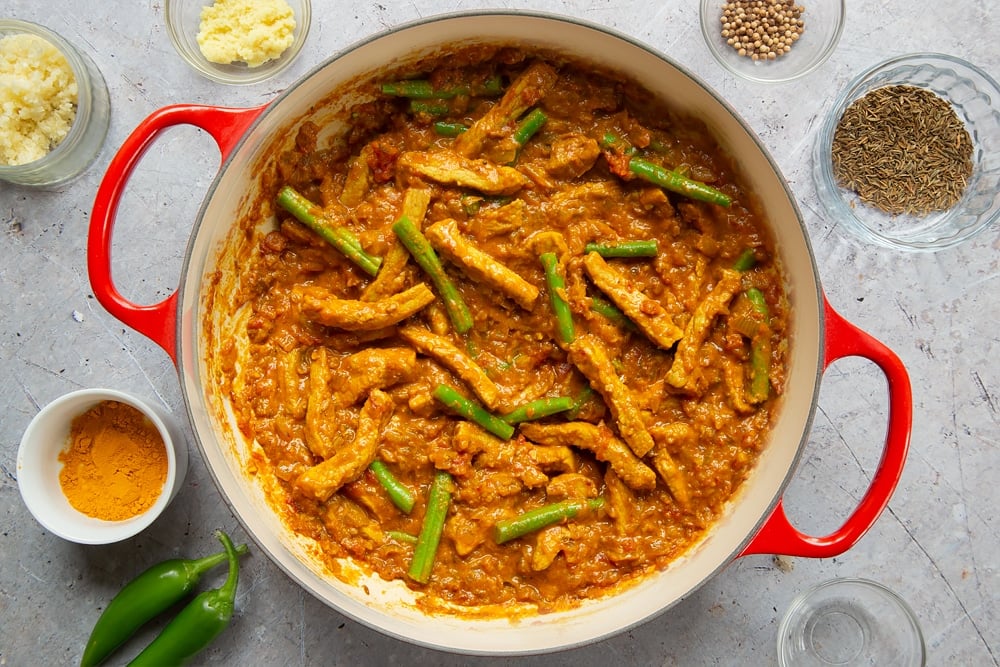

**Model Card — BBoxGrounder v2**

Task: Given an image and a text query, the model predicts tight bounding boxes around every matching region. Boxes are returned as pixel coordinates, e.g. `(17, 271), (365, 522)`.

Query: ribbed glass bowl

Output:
(699, 0), (845, 83)
(814, 53), (1000, 251)
(165, 0), (311, 85)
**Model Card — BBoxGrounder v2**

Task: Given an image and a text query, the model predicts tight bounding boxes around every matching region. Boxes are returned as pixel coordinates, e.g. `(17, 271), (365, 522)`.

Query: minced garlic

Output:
(196, 0), (296, 68)
(0, 33), (78, 166)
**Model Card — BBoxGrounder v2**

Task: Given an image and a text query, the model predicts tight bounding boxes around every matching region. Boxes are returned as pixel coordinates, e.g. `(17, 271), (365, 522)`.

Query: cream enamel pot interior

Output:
(88, 12), (912, 655)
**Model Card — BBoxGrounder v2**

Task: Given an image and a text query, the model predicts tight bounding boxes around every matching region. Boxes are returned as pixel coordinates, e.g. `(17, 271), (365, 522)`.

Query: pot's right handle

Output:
(739, 295), (912, 558)
(88, 104), (267, 365)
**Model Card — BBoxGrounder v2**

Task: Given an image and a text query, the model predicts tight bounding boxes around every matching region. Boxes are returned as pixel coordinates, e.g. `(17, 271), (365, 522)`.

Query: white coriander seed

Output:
(718, 0), (805, 62)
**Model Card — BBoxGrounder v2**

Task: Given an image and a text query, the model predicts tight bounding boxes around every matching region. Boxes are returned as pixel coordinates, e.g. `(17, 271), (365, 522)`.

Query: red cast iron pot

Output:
(87, 12), (912, 655)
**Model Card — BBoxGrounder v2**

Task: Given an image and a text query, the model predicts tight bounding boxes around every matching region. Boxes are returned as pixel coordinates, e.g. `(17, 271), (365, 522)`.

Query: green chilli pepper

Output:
(80, 538), (248, 667)
(127, 530), (243, 667)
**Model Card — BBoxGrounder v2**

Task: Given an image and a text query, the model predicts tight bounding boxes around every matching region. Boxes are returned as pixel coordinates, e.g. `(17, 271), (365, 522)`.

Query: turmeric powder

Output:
(58, 400), (168, 521)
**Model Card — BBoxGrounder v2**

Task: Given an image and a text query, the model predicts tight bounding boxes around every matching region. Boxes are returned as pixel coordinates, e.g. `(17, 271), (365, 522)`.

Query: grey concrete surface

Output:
(1, 1), (997, 665)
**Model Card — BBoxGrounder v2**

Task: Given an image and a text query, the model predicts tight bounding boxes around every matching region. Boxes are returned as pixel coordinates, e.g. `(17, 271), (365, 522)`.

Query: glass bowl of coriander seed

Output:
(699, 0), (845, 83)
(814, 53), (1000, 251)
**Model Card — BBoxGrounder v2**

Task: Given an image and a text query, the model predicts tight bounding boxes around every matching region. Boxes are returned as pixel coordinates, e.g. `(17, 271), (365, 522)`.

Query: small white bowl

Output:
(17, 389), (189, 545)
(165, 0), (311, 85)
(699, 0), (845, 83)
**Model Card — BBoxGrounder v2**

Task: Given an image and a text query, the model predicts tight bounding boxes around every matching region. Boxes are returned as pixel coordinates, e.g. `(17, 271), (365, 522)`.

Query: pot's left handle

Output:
(739, 296), (912, 558)
(88, 104), (267, 365)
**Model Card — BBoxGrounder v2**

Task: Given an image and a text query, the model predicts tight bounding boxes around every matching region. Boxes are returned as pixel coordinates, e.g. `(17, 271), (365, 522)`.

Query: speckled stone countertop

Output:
(2, 1), (997, 664)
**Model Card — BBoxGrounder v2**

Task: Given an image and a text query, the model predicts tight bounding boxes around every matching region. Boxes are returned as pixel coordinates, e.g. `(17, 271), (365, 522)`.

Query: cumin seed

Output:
(830, 85), (973, 215)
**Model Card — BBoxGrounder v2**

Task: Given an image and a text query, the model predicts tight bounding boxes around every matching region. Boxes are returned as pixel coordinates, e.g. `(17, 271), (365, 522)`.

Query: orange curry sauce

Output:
(218, 47), (788, 614)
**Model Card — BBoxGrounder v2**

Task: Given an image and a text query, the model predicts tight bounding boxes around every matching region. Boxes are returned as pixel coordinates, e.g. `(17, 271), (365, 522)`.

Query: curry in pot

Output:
(216, 47), (789, 613)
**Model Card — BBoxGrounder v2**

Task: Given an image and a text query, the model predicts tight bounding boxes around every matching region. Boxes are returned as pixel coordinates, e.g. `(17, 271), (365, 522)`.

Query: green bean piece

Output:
(433, 121), (468, 137)
(748, 336), (771, 404)
(276, 187), (362, 250)
(512, 108), (547, 146)
(599, 131), (637, 155)
(408, 100), (450, 116)
(540, 252), (575, 345)
(584, 240), (658, 258)
(732, 248), (758, 272)
(589, 295), (636, 331)
(460, 195), (483, 216)
(392, 215), (473, 335)
(387, 530), (418, 544)
(381, 79), (439, 98)
(745, 287), (771, 404)
(408, 470), (453, 584)
(628, 158), (732, 207)
(381, 76), (503, 99)
(501, 396), (574, 424)
(432, 384), (515, 439)
(494, 497), (605, 544)
(369, 460), (416, 514)
(80, 542), (249, 667)
(276, 186), (382, 277)
(566, 385), (595, 420)
(746, 287), (768, 315)
(600, 132), (729, 207)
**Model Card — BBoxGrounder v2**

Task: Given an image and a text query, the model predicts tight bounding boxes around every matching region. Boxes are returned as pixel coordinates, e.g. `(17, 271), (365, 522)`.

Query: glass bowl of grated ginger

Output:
(17, 389), (189, 545)
(814, 53), (1000, 251)
(165, 0), (311, 85)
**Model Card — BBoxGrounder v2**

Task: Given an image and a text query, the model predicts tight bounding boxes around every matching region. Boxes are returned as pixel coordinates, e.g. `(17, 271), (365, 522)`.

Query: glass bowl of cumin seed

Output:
(814, 53), (1000, 251)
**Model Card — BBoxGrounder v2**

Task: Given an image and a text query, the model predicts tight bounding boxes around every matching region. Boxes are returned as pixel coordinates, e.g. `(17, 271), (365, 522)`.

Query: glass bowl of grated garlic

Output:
(0, 19), (110, 186)
(814, 53), (1000, 251)
(165, 0), (311, 85)
(699, 0), (845, 83)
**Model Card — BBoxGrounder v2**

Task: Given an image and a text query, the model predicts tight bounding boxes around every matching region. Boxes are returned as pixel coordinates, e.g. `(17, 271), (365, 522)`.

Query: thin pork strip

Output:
(647, 423), (693, 505)
(520, 421), (656, 491)
(583, 251), (683, 349)
(295, 389), (394, 502)
(297, 282), (435, 330)
(304, 346), (335, 458)
(452, 61), (559, 158)
(361, 188), (431, 302)
(334, 347), (418, 408)
(425, 219), (539, 310)
(396, 150), (529, 196)
(666, 268), (742, 390)
(567, 334), (656, 458)
(397, 324), (503, 410)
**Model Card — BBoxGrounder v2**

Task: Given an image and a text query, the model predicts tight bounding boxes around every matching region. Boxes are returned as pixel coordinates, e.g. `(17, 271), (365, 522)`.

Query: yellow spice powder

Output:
(196, 0), (296, 68)
(0, 33), (78, 166)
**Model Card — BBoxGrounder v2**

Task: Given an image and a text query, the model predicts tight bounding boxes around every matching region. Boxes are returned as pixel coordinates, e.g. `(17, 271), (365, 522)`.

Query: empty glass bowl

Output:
(699, 0), (845, 83)
(814, 53), (1000, 251)
(778, 578), (926, 666)
(165, 0), (311, 85)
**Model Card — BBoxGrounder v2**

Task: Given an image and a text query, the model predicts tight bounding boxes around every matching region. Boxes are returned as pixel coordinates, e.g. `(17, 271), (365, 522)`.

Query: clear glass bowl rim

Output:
(777, 577), (927, 667)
